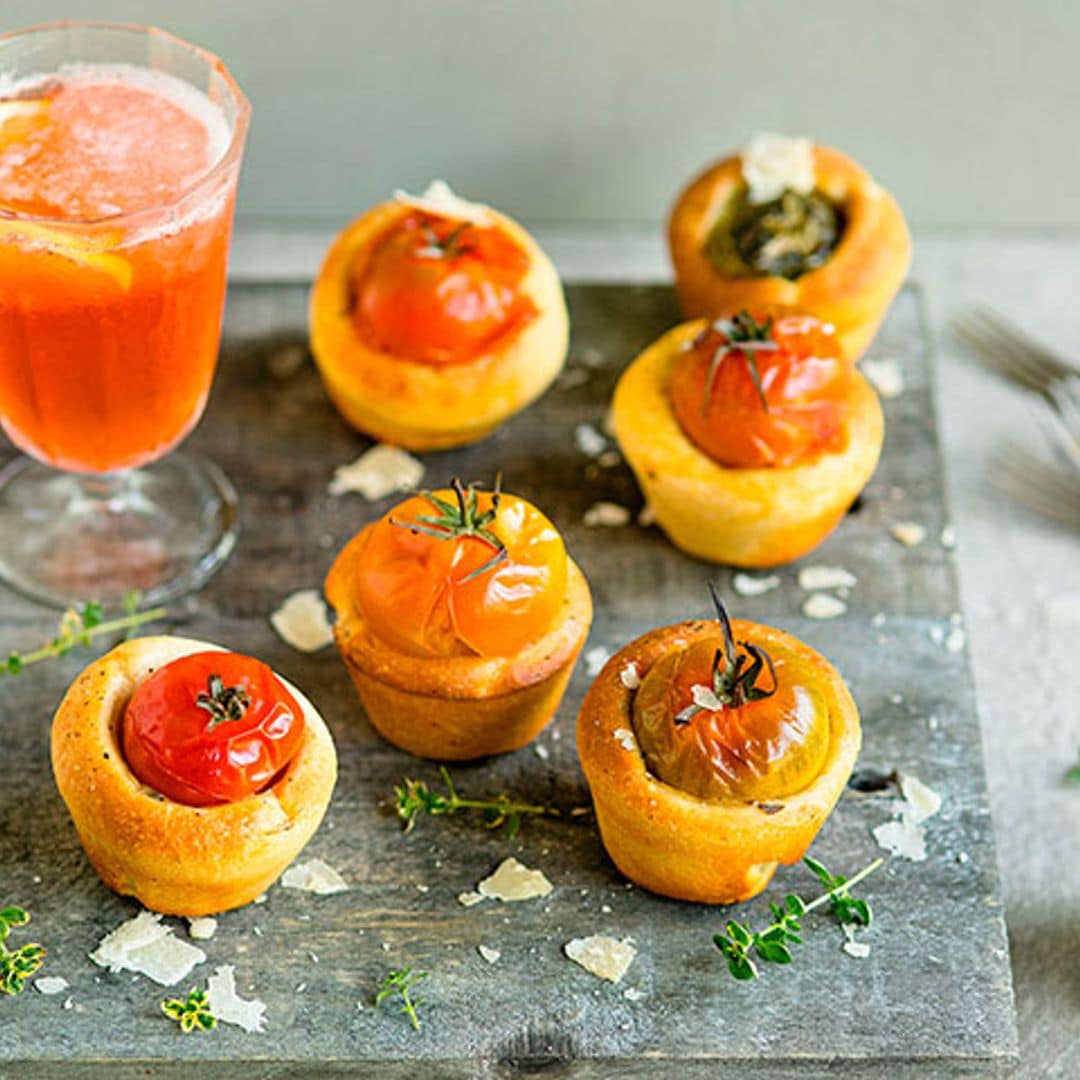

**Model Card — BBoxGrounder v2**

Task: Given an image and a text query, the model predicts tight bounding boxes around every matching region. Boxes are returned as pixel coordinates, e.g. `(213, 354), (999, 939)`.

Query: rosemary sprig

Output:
(713, 856), (882, 981)
(195, 673), (251, 730)
(375, 967), (428, 1032)
(391, 476), (508, 583)
(395, 766), (553, 840)
(2, 591), (166, 677)
(675, 581), (778, 725)
(699, 310), (777, 414)
(0, 906), (46, 995)
(161, 988), (217, 1033)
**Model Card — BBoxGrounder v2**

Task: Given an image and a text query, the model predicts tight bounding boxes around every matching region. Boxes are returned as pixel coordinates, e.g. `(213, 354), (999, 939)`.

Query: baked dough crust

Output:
(309, 201), (569, 450)
(51, 636), (337, 916)
(577, 619), (861, 904)
(613, 320), (883, 567)
(668, 145), (911, 361)
(326, 528), (592, 760)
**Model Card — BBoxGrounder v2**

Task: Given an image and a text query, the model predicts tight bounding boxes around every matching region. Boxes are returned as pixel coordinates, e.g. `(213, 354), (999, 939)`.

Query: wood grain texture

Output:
(0, 285), (1017, 1077)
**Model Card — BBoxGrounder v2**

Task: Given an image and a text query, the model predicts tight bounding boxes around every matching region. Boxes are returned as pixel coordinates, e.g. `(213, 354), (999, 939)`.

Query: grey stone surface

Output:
(0, 285), (1017, 1076)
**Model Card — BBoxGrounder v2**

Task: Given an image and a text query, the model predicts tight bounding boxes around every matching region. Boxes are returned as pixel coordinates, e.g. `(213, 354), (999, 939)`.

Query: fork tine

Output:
(951, 313), (1060, 393)
(1047, 377), (1080, 447)
(992, 444), (1080, 527)
(972, 307), (1078, 381)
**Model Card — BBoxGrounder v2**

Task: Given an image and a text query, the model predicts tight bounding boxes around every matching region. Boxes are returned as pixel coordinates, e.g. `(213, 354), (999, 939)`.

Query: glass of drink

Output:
(0, 22), (250, 607)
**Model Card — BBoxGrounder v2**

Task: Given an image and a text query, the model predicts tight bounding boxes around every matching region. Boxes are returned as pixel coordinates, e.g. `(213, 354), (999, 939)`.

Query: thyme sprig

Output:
(2, 591), (166, 677)
(195, 674), (251, 730)
(395, 766), (553, 840)
(375, 967), (428, 1032)
(714, 856), (882, 981)
(675, 581), (778, 725)
(0, 906), (46, 995)
(699, 310), (777, 414)
(161, 988), (217, 1033)
(391, 476), (508, 583)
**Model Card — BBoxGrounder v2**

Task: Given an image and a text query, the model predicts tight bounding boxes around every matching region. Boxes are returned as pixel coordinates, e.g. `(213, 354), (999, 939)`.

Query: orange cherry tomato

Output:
(353, 483), (568, 658)
(122, 651), (306, 807)
(670, 311), (854, 468)
(632, 636), (829, 802)
(351, 212), (537, 364)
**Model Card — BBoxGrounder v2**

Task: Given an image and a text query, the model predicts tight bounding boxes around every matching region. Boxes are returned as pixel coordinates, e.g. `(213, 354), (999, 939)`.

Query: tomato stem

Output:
(194, 673), (251, 730)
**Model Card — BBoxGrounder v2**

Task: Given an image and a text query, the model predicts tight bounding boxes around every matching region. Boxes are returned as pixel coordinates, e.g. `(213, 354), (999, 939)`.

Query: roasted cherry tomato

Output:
(351, 212), (537, 365)
(669, 310), (853, 468)
(122, 651), (306, 807)
(632, 614), (828, 802)
(354, 480), (568, 658)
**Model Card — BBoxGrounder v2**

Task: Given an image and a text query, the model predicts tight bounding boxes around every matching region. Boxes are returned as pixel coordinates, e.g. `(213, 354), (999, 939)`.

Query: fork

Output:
(991, 440), (1080, 529)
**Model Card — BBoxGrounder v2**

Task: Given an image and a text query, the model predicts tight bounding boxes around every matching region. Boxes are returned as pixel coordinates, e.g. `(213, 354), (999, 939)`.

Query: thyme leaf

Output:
(0, 906), (46, 996)
(161, 988), (217, 1033)
(375, 967), (428, 1032)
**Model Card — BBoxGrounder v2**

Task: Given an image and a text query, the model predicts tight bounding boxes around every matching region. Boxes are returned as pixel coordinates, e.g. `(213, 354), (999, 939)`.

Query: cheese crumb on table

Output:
(477, 945), (501, 965)
(280, 858), (350, 895)
(90, 911), (205, 987)
(327, 444), (425, 500)
(797, 565), (857, 591)
(187, 917), (217, 941)
(457, 891), (485, 908)
(891, 522), (927, 547)
(574, 423), (608, 458)
(872, 773), (943, 861)
(584, 646), (610, 677)
(269, 589), (334, 652)
(34, 976), (69, 995)
(583, 501), (630, 528)
(477, 858), (553, 903)
(207, 965), (267, 1034)
(861, 357), (905, 399)
(803, 593), (847, 619)
(564, 935), (637, 983)
(842, 924), (871, 959)
(733, 572), (781, 597)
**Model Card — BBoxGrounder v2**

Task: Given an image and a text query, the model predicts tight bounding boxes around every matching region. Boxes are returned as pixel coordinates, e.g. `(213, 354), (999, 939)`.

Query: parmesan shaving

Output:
(741, 133), (815, 204)
(891, 522), (927, 547)
(280, 858), (349, 896)
(477, 945), (501, 965)
(270, 589), (334, 652)
(328, 444), (425, 501)
(797, 565), (857, 591)
(900, 774), (943, 823)
(34, 976), (69, 995)
(583, 501), (630, 528)
(873, 773), (942, 861)
(393, 179), (493, 225)
(861, 357), (905, 399)
(842, 924), (871, 959)
(187, 917), (217, 941)
(477, 858), (553, 903)
(457, 891), (485, 908)
(733, 573), (780, 597)
(564, 935), (637, 983)
(803, 593), (847, 620)
(90, 911), (205, 986)
(207, 964), (267, 1034)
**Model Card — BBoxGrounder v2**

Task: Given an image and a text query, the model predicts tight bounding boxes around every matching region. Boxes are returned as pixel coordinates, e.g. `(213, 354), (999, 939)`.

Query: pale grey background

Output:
(4, 0), (1079, 230)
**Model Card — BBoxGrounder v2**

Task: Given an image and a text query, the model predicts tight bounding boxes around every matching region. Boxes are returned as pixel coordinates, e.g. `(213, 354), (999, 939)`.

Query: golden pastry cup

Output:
(326, 529), (593, 760)
(51, 636), (338, 917)
(613, 320), (884, 568)
(668, 144), (911, 361)
(309, 200), (569, 450)
(577, 619), (861, 904)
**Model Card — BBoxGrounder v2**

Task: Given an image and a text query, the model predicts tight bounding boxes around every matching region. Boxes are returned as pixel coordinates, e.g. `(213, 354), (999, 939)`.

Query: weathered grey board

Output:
(0, 285), (1017, 1077)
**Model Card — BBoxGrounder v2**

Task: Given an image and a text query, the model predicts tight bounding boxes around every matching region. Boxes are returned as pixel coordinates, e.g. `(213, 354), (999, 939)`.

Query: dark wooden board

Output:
(0, 285), (1017, 1077)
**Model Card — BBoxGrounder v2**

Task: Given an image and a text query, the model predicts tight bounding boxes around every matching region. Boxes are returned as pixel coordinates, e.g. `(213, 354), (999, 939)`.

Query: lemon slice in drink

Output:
(0, 95), (52, 144)
(0, 218), (133, 291)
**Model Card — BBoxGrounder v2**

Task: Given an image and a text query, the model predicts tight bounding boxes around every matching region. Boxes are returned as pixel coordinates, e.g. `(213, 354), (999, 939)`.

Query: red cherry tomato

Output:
(352, 212), (537, 364)
(670, 311), (854, 468)
(122, 651), (306, 807)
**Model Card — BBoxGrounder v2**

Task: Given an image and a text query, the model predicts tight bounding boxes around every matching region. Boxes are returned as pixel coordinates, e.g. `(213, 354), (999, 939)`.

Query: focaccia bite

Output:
(326, 478), (592, 760)
(577, 591), (860, 903)
(613, 312), (883, 567)
(309, 181), (569, 450)
(669, 134), (911, 361)
(51, 636), (337, 916)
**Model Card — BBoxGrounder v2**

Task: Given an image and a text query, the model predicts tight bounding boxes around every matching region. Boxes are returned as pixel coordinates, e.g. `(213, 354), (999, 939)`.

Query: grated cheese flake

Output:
(584, 646), (610, 677)
(270, 589), (334, 652)
(741, 133), (815, 204)
(797, 565), (857, 591)
(613, 727), (636, 752)
(842, 924), (871, 959)
(207, 964), (267, 1034)
(328, 443), (425, 501)
(34, 976), (69, 995)
(619, 662), (641, 690)
(872, 773), (942, 861)
(564, 935), (637, 983)
(899, 774), (943, 823)
(583, 501), (630, 528)
(457, 891), (485, 908)
(574, 423), (608, 458)
(861, 357), (905, 399)
(187, 917), (217, 941)
(280, 858), (349, 896)
(477, 858), (553, 903)
(891, 522), (927, 547)
(803, 593), (847, 620)
(393, 179), (493, 225)
(623, 986), (647, 1001)
(733, 572), (780, 597)
(89, 911), (205, 987)
(477, 945), (501, 965)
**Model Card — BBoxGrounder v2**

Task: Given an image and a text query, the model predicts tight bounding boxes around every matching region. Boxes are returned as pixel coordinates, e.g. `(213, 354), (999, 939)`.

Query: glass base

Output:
(0, 452), (239, 609)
